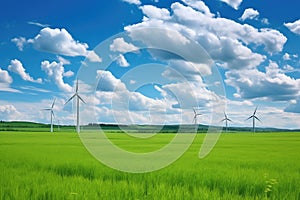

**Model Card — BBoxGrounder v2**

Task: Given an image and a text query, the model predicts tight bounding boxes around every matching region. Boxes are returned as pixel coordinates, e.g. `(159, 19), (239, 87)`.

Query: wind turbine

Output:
(65, 79), (86, 133)
(246, 106), (261, 133)
(42, 98), (56, 133)
(192, 108), (202, 125)
(220, 112), (232, 132)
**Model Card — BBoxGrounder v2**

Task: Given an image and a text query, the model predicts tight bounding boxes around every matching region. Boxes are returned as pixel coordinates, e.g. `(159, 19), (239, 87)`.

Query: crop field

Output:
(1, 130), (300, 200)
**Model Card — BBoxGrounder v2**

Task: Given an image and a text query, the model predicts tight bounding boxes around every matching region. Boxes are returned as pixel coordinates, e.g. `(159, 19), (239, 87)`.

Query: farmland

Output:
(0, 128), (300, 199)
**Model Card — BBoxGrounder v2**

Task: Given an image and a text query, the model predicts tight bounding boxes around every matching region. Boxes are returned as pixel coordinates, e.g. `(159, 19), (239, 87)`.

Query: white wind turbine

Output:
(65, 79), (86, 133)
(42, 98), (56, 133)
(192, 108), (202, 125)
(220, 112), (232, 132)
(246, 106), (261, 133)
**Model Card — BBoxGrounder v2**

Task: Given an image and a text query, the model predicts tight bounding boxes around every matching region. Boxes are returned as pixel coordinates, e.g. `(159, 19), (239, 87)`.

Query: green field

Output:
(1, 131), (300, 199)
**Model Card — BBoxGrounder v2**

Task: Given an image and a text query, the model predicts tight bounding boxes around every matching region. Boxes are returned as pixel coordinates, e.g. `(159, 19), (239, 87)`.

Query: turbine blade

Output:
(254, 116), (261, 122)
(76, 79), (79, 92)
(227, 118), (233, 122)
(51, 110), (55, 118)
(51, 98), (56, 108)
(42, 108), (51, 111)
(77, 94), (86, 104)
(65, 94), (76, 105)
(254, 106), (258, 115)
(220, 118), (226, 122)
(246, 116), (253, 121)
(193, 108), (196, 114)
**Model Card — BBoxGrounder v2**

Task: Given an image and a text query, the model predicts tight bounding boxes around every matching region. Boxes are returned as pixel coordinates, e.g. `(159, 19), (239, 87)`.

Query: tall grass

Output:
(0, 131), (299, 199)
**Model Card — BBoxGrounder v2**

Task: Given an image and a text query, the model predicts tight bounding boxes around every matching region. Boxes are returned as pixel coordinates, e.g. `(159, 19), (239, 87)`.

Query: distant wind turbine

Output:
(65, 79), (86, 133)
(192, 108), (202, 125)
(246, 106), (261, 132)
(42, 98), (56, 133)
(220, 112), (232, 132)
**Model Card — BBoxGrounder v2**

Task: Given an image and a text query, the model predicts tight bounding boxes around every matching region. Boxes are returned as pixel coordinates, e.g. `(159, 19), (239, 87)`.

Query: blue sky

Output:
(0, 0), (299, 129)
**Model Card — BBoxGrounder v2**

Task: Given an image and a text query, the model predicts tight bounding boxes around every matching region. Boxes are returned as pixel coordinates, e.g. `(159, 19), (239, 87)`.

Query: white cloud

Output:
(110, 37), (139, 53)
(0, 68), (19, 93)
(283, 53), (291, 60)
(0, 68), (13, 84)
(27, 21), (49, 28)
(57, 56), (71, 65)
(125, 2), (286, 73)
(284, 19), (300, 35)
(96, 70), (127, 92)
(116, 54), (130, 67)
(41, 60), (72, 92)
(285, 98), (300, 113)
(162, 60), (211, 81)
(261, 18), (269, 25)
(219, 0), (243, 10)
(28, 27), (101, 62)
(8, 59), (42, 83)
(122, 0), (141, 5)
(130, 80), (136, 84)
(86, 51), (102, 62)
(140, 5), (172, 20)
(182, 0), (214, 17)
(169, 2), (286, 53)
(11, 37), (27, 51)
(240, 8), (259, 21)
(0, 105), (22, 121)
(63, 70), (74, 78)
(225, 61), (300, 101)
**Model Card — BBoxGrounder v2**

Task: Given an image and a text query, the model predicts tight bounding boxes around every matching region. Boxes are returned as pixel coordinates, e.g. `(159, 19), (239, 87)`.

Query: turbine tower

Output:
(220, 112), (232, 132)
(246, 106), (261, 133)
(43, 98), (56, 133)
(65, 79), (86, 133)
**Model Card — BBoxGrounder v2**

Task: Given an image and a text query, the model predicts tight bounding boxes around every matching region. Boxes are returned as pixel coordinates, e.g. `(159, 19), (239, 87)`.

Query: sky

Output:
(0, 0), (300, 129)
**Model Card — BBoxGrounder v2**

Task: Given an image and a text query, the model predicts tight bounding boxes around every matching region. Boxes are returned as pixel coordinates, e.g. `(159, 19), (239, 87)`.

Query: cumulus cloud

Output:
(95, 70), (173, 123)
(0, 69), (19, 93)
(125, 1), (286, 73)
(225, 61), (300, 101)
(284, 19), (300, 35)
(110, 37), (139, 53)
(96, 70), (127, 92)
(0, 68), (13, 84)
(285, 99), (300, 113)
(0, 105), (22, 121)
(182, 0), (214, 17)
(116, 54), (130, 67)
(57, 56), (71, 65)
(169, 2), (286, 53)
(140, 5), (172, 20)
(8, 59), (42, 83)
(11, 37), (27, 51)
(240, 8), (259, 21)
(27, 27), (101, 62)
(162, 60), (211, 81)
(122, 0), (141, 5)
(63, 70), (74, 78)
(219, 0), (243, 10)
(261, 18), (269, 25)
(41, 60), (72, 92)
(283, 53), (291, 60)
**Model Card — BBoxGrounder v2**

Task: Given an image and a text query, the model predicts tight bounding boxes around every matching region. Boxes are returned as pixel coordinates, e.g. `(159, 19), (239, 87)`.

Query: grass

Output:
(0, 131), (300, 199)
